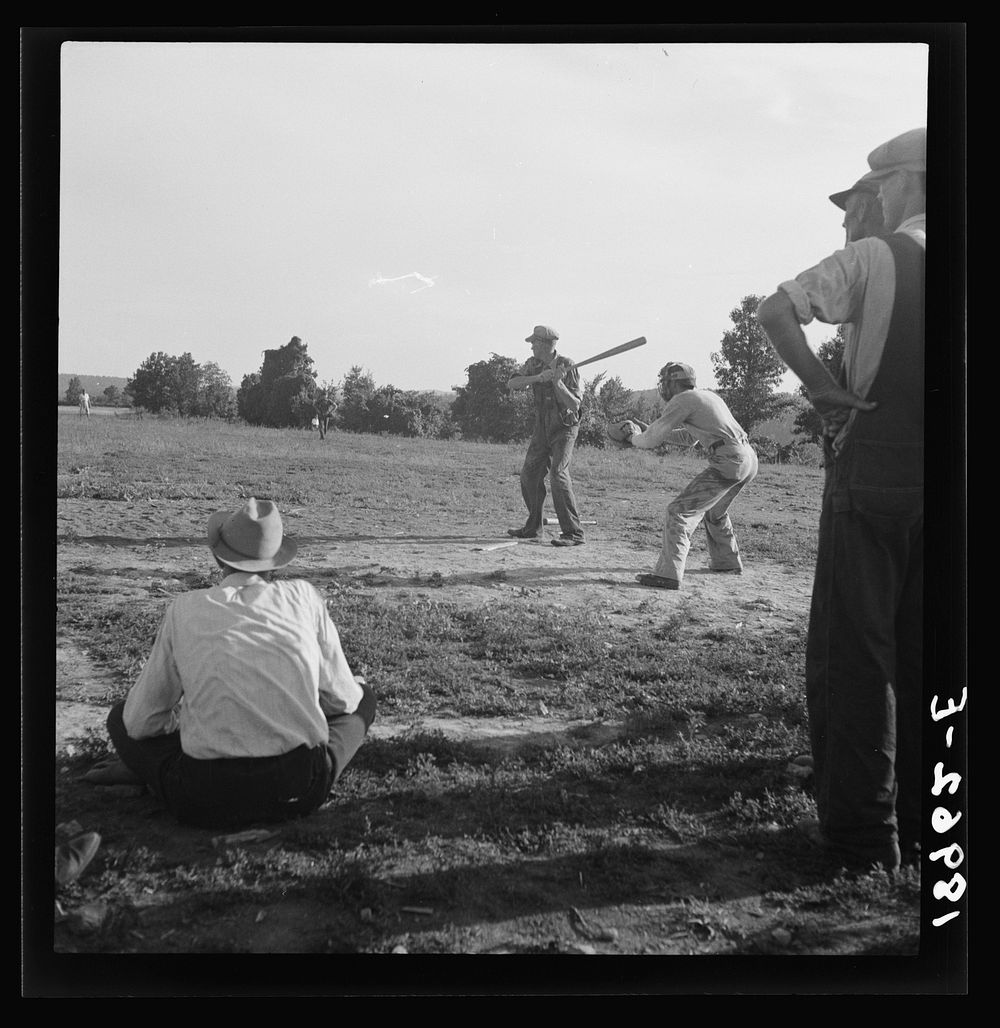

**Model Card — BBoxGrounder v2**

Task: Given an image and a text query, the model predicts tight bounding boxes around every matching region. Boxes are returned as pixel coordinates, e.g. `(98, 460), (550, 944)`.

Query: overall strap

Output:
(830, 232), (925, 510)
(850, 232), (925, 447)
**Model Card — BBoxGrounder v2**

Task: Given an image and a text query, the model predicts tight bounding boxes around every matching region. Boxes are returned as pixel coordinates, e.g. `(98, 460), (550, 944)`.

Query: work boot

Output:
(796, 818), (901, 873)
(81, 758), (143, 786)
(636, 573), (679, 590)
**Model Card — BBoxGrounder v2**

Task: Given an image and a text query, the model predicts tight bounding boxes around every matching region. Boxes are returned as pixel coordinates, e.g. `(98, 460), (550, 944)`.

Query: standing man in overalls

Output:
(757, 127), (926, 873)
(507, 325), (585, 547)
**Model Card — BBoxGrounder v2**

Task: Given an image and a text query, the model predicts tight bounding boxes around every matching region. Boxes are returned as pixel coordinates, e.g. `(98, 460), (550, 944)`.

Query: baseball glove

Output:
(606, 420), (640, 447)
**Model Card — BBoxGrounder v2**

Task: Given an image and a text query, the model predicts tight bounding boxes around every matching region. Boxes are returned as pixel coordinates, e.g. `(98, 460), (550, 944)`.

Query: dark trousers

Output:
(519, 410), (582, 538)
(805, 467), (922, 861)
(107, 684), (376, 830)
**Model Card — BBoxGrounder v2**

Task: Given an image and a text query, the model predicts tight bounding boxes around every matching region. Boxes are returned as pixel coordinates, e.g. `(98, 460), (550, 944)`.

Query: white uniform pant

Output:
(653, 446), (758, 583)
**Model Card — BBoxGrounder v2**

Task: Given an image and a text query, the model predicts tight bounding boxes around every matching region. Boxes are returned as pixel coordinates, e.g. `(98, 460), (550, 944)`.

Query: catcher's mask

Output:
(658, 362), (696, 400)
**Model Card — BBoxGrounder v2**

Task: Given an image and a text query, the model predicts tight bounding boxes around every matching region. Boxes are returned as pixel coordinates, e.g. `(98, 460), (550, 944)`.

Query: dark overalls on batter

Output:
(518, 358), (583, 540)
(805, 232), (924, 864)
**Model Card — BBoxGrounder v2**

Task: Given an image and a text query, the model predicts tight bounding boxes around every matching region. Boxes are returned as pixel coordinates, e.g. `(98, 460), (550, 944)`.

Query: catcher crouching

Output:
(609, 362), (758, 589)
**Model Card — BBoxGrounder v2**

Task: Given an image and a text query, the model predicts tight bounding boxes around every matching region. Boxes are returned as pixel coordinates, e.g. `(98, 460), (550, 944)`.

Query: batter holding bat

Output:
(507, 325), (587, 546)
(609, 361), (758, 589)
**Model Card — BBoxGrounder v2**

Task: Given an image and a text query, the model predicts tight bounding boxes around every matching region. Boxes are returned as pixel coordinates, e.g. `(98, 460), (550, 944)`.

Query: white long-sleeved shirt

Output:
(777, 215), (926, 449)
(630, 388), (749, 454)
(123, 573), (363, 760)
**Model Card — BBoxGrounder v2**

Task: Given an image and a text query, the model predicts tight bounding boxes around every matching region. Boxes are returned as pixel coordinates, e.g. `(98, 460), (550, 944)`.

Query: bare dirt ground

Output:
(56, 496), (813, 748)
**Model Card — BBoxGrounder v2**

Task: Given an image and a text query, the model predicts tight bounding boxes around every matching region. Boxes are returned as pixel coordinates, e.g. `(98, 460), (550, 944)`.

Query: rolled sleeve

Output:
(777, 278), (818, 326)
(560, 364), (582, 403)
(315, 594), (363, 717)
(777, 241), (876, 329)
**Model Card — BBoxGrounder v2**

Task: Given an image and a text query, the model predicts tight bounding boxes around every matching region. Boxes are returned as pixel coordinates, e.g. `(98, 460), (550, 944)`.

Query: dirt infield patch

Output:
(56, 495), (813, 755)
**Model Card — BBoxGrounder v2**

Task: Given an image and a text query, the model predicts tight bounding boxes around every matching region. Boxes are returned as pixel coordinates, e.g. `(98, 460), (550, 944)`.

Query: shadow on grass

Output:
(58, 535), (208, 548)
(319, 566), (655, 590)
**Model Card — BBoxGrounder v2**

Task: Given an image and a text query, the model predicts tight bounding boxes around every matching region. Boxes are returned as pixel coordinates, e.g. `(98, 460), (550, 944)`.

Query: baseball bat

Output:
(572, 336), (647, 370)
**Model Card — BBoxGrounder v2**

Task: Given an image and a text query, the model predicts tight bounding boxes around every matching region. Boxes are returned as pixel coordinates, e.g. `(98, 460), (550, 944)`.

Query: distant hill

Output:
(58, 373), (129, 402)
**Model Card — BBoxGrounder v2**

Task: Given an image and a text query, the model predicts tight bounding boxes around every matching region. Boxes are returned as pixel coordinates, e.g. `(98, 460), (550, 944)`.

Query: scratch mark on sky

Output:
(369, 271), (438, 294)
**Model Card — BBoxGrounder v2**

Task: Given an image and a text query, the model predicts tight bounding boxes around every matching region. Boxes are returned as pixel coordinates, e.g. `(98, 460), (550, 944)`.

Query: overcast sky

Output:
(57, 39), (929, 394)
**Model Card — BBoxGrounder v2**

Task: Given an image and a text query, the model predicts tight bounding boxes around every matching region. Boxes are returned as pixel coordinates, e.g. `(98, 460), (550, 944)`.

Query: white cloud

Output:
(369, 271), (438, 294)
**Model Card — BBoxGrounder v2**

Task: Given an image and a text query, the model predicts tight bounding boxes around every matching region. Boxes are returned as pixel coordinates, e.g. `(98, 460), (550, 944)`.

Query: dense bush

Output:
(237, 337), (316, 428)
(750, 435), (823, 467)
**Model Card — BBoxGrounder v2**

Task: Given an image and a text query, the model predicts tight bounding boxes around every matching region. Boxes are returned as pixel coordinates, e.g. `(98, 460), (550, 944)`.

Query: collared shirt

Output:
(631, 388), (749, 453)
(778, 214), (926, 450)
(521, 352), (583, 411)
(123, 573), (363, 760)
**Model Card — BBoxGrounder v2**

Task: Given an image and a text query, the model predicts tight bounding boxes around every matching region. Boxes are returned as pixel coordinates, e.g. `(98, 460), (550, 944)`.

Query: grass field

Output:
(47, 416), (922, 976)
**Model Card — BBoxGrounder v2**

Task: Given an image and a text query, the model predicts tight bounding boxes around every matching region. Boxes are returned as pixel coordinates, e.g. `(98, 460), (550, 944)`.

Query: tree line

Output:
(65, 355), (237, 419)
(63, 377), (128, 408)
(67, 295), (844, 452)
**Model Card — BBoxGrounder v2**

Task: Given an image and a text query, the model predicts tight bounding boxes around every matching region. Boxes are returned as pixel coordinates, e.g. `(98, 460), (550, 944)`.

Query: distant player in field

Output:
(312, 391), (337, 439)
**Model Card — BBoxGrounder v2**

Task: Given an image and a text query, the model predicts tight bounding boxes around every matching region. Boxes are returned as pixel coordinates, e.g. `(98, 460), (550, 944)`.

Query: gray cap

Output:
(829, 177), (879, 211)
(829, 128), (925, 208)
(525, 325), (559, 343)
(660, 362), (696, 385)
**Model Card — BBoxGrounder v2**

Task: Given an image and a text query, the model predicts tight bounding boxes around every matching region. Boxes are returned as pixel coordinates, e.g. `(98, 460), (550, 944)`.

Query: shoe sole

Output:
(636, 575), (680, 590)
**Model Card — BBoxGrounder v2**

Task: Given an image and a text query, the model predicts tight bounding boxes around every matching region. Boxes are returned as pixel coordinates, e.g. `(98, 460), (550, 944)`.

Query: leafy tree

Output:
(577, 374), (661, 448)
(450, 354), (534, 442)
(337, 366), (378, 433)
(126, 352), (201, 415)
(633, 390), (665, 426)
(314, 379), (341, 412)
(268, 374), (314, 428)
(401, 391), (460, 440)
(597, 376), (636, 423)
(236, 372), (264, 424)
(171, 353), (202, 415)
(711, 294), (792, 433)
(792, 326), (848, 443)
(576, 373), (609, 448)
(236, 336), (317, 427)
(102, 384), (122, 407)
(333, 373), (458, 439)
(64, 376), (84, 405)
(194, 362), (237, 420)
(367, 384), (404, 434)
